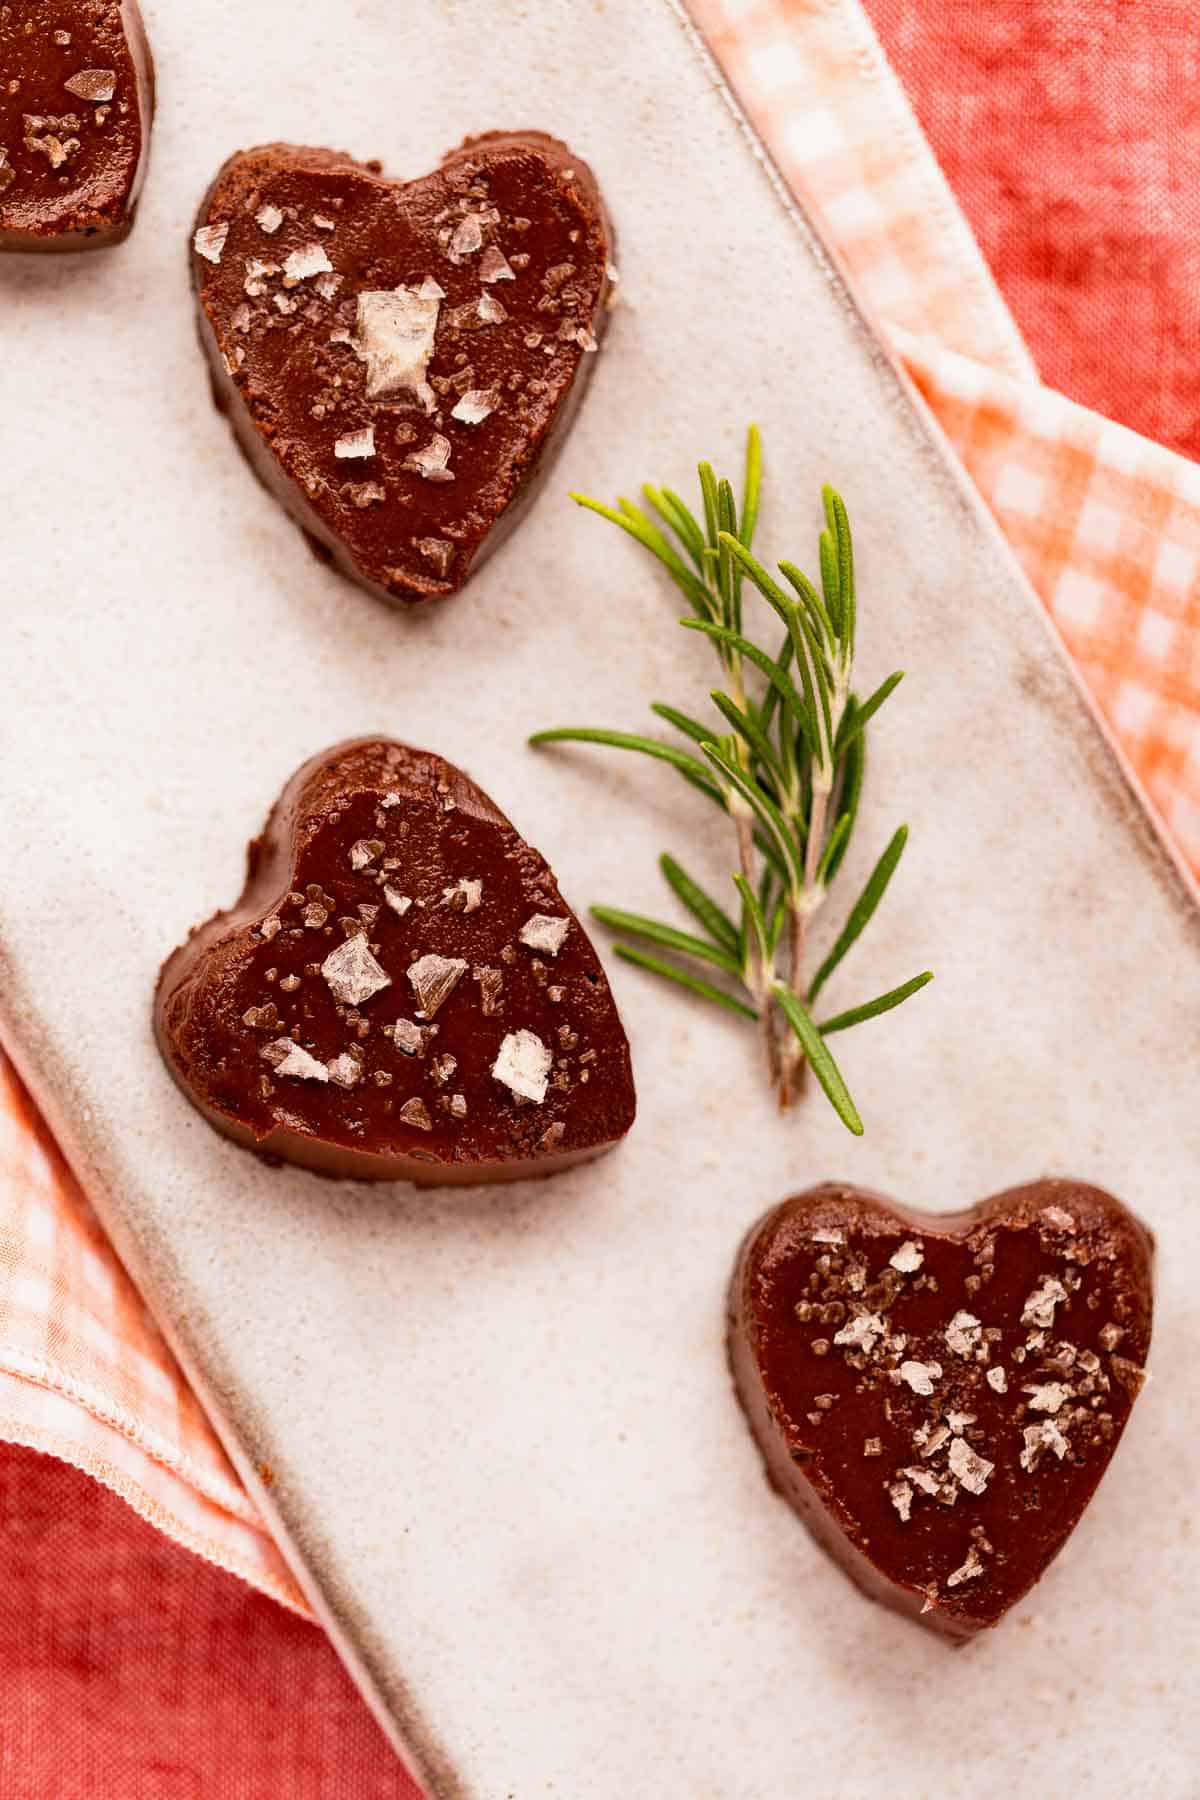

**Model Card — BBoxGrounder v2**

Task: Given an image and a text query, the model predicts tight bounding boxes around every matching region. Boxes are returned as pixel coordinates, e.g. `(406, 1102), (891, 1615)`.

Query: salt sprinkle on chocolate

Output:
(404, 433), (455, 482)
(889, 1240), (923, 1273)
(321, 936), (391, 1008)
(451, 388), (497, 425)
(193, 222), (229, 265)
(352, 285), (440, 401)
(899, 1360), (942, 1395)
(947, 1437), (994, 1496)
(478, 245), (515, 283)
(477, 291), (507, 325)
(64, 68), (115, 101)
(407, 954), (468, 1017)
(398, 1097), (433, 1132)
(492, 1030), (552, 1104)
(1022, 1275), (1069, 1330)
(334, 426), (376, 460)
(255, 203), (283, 234)
(519, 914), (570, 956)
(944, 1310), (982, 1356)
(283, 242), (333, 286)
(383, 886), (412, 917)
(986, 1366), (1008, 1394)
(261, 1039), (329, 1083)
(946, 1546), (985, 1588)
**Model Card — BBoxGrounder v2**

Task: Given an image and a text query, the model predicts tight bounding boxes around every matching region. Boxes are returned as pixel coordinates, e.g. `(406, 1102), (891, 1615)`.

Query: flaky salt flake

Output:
(327, 1053), (361, 1088)
(262, 1039), (329, 1082)
(519, 914), (570, 956)
(442, 877), (482, 913)
(902, 1466), (941, 1497)
(1022, 1275), (1069, 1330)
(312, 213), (336, 231)
(478, 245), (515, 283)
(404, 433), (454, 482)
(383, 885), (412, 917)
(863, 1438), (883, 1458)
(231, 303), (251, 333)
(889, 1481), (913, 1523)
(391, 1019), (424, 1057)
(1041, 1206), (1077, 1233)
(315, 272), (343, 301)
(944, 1310), (982, 1356)
(407, 953), (468, 1017)
(1020, 1419), (1070, 1473)
(259, 915), (282, 941)
(477, 291), (507, 324)
(916, 1421), (950, 1459)
(946, 1546), (985, 1589)
(576, 326), (599, 352)
(889, 1240), (923, 1273)
(322, 937), (391, 1008)
(810, 1227), (844, 1246)
(283, 242), (333, 286)
(451, 388), (498, 425)
(193, 221), (229, 264)
(255, 204), (283, 234)
(1098, 1322), (1125, 1352)
(64, 68), (115, 101)
(899, 1360), (942, 1396)
(414, 536), (454, 577)
(448, 213), (483, 260)
(353, 285), (440, 399)
(492, 1029), (552, 1104)
(334, 426), (376, 460)
(349, 838), (383, 870)
(416, 276), (445, 300)
(399, 1097), (433, 1131)
(1024, 1382), (1073, 1415)
(986, 1366), (1008, 1394)
(947, 1437), (994, 1496)
(448, 1093), (467, 1118)
(833, 1310), (886, 1354)
(243, 257), (278, 295)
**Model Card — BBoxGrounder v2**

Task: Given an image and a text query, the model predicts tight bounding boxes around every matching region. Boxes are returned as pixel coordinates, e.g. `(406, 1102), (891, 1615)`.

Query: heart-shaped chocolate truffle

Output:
(729, 1181), (1153, 1642)
(155, 738), (636, 1184)
(0, 0), (153, 251)
(190, 133), (613, 606)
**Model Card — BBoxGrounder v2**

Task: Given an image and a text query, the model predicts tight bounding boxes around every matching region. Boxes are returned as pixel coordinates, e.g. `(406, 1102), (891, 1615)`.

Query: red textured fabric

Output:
(0, 1443), (418, 1800)
(863, 0), (1200, 461)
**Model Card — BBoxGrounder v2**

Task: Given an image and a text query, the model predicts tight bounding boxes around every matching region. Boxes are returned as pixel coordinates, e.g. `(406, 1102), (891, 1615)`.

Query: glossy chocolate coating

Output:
(0, 0), (153, 251)
(191, 133), (613, 606)
(730, 1181), (1153, 1643)
(155, 739), (636, 1185)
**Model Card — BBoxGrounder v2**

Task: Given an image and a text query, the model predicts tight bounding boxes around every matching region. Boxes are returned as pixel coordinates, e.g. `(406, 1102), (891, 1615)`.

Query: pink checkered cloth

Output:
(2, 1), (1197, 1790)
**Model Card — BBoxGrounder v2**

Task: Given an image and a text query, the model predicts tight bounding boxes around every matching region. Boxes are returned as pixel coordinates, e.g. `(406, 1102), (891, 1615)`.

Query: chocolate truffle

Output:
(729, 1180), (1153, 1642)
(155, 739), (637, 1184)
(0, 0), (153, 251)
(190, 133), (614, 606)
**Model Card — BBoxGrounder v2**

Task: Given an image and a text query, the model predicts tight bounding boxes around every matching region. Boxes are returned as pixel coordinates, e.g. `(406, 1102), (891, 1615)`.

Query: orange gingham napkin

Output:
(1, 0), (1198, 1607)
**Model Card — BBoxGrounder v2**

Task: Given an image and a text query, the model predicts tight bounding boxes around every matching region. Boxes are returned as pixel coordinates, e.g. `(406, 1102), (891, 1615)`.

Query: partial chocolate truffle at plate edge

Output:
(155, 739), (637, 1185)
(729, 1181), (1153, 1643)
(190, 134), (614, 606)
(0, 1), (153, 252)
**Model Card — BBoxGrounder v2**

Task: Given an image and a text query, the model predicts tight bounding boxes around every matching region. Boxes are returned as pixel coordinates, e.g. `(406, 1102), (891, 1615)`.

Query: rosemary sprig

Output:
(529, 428), (932, 1132)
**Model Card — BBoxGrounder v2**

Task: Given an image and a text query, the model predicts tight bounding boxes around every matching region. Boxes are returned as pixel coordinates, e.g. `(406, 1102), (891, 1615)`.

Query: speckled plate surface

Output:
(2, 2), (1199, 1795)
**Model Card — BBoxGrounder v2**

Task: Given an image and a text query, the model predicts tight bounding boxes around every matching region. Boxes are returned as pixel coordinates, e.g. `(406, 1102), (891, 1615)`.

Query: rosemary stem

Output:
(732, 803), (779, 1082)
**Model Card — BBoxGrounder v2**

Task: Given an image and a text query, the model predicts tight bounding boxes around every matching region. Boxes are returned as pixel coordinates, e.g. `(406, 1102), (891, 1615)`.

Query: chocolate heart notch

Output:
(0, 1), (153, 252)
(191, 134), (613, 606)
(155, 739), (637, 1184)
(729, 1181), (1153, 1643)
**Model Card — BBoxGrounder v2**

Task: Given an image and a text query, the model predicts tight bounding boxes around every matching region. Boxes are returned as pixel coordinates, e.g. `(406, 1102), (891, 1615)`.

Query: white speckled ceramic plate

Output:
(2, 2), (1198, 1795)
